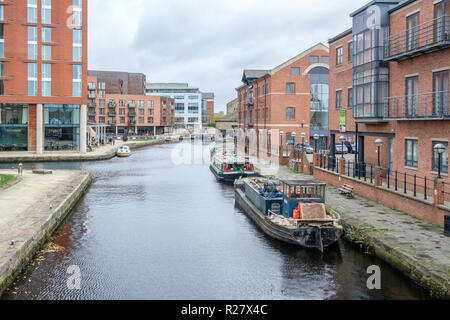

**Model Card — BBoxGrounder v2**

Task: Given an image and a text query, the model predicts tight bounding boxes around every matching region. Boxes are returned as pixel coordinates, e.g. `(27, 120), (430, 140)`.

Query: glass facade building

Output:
(309, 66), (329, 149)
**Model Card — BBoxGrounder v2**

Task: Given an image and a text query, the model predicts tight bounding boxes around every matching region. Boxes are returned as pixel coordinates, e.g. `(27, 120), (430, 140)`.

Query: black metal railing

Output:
(343, 161), (375, 184)
(385, 15), (450, 60)
(384, 91), (450, 119)
(382, 170), (433, 201)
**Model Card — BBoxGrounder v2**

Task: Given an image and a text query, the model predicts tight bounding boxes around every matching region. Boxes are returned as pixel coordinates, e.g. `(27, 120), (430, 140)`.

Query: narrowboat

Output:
(210, 149), (257, 183)
(234, 177), (343, 251)
(117, 145), (131, 158)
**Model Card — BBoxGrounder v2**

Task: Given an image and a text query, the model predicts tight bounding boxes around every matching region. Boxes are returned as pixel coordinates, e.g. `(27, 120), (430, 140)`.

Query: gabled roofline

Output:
(328, 28), (353, 44)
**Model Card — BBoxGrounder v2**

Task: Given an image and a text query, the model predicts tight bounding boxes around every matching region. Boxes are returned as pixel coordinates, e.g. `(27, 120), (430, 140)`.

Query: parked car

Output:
(335, 144), (348, 154)
(295, 142), (314, 154)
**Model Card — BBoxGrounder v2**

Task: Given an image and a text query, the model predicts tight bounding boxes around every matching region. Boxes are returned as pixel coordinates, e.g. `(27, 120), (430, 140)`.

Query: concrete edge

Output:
(0, 175), (22, 192)
(336, 209), (450, 299)
(0, 171), (93, 297)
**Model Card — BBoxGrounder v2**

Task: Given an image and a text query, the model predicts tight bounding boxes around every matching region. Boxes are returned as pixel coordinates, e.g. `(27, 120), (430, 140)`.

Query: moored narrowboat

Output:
(235, 177), (343, 251)
(210, 149), (257, 183)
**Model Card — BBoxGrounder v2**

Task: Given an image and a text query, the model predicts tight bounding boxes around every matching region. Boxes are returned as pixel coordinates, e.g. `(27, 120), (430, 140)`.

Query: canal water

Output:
(1, 142), (428, 300)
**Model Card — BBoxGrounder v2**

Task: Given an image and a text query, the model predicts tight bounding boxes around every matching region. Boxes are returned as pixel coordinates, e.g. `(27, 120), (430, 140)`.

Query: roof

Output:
(388, 0), (417, 13)
(201, 92), (215, 99)
(328, 28), (353, 44)
(280, 179), (326, 186)
(350, 0), (400, 17)
(146, 83), (199, 90)
(239, 43), (329, 86)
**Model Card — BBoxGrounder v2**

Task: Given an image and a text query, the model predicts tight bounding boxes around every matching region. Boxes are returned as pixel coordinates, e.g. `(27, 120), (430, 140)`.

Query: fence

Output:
(343, 161), (376, 185)
(382, 170), (434, 201)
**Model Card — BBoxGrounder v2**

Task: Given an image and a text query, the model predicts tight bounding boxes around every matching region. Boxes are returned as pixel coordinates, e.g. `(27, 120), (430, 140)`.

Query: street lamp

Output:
(313, 134), (320, 153)
(301, 120), (305, 128)
(375, 139), (384, 167)
(280, 131), (284, 156)
(339, 136), (346, 159)
(291, 132), (297, 160)
(434, 143), (446, 179)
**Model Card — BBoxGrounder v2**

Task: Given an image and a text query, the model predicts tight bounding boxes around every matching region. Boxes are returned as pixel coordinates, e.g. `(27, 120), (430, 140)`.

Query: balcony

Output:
(385, 15), (450, 61)
(108, 102), (117, 108)
(384, 91), (449, 120)
(88, 102), (96, 107)
(352, 104), (387, 123)
(88, 92), (96, 99)
(109, 120), (117, 125)
(129, 120), (137, 125)
(88, 111), (96, 116)
(128, 102), (136, 108)
(109, 112), (116, 117)
(88, 83), (97, 91)
(129, 111), (136, 116)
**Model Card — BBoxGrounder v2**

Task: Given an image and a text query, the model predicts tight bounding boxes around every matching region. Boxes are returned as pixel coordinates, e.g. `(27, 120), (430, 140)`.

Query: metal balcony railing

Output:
(129, 112), (136, 116)
(384, 91), (450, 120)
(88, 92), (96, 99)
(385, 15), (450, 61)
(128, 103), (136, 108)
(88, 111), (96, 116)
(108, 102), (116, 108)
(108, 112), (116, 117)
(88, 84), (96, 91)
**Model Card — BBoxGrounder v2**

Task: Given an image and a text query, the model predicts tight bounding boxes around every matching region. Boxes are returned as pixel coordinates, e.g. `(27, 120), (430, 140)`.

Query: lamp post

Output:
(313, 134), (320, 153)
(291, 132), (297, 160)
(375, 139), (384, 167)
(434, 143), (446, 179)
(280, 131), (284, 156)
(339, 136), (346, 159)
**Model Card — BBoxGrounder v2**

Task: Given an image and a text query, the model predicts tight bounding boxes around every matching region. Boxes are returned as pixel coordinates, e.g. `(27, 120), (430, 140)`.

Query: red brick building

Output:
(88, 75), (175, 136)
(0, 0), (88, 153)
(328, 0), (449, 184)
(236, 43), (330, 156)
(202, 92), (214, 126)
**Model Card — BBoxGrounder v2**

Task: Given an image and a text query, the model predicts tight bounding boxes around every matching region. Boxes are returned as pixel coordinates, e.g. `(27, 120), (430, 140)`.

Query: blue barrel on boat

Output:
(445, 215), (450, 237)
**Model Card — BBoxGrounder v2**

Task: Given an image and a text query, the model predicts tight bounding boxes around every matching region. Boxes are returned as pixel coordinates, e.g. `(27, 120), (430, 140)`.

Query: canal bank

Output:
(0, 169), (92, 297)
(254, 164), (450, 299)
(0, 137), (171, 164)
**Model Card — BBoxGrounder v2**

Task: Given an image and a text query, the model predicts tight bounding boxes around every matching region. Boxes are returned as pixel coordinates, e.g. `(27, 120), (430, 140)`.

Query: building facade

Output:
(146, 83), (211, 130)
(88, 70), (146, 95)
(201, 92), (215, 126)
(88, 75), (175, 136)
(226, 98), (238, 117)
(328, 0), (449, 182)
(236, 43), (330, 153)
(0, 0), (88, 153)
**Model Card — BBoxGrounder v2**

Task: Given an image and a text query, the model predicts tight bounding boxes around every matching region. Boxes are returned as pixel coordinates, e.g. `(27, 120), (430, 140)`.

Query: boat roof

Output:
(280, 179), (326, 186)
(213, 153), (249, 164)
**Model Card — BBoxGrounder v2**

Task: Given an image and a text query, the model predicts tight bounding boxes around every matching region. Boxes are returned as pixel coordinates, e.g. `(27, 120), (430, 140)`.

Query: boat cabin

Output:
(280, 180), (326, 218)
(212, 154), (254, 174)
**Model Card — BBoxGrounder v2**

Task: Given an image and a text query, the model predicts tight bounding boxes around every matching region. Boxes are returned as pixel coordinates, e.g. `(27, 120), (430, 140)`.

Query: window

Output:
(42, 45), (52, 60)
(336, 46), (343, 66)
(44, 104), (80, 151)
(140, 100), (145, 107)
(73, 29), (82, 62)
(286, 107), (295, 120)
(72, 0), (82, 26)
(28, 63), (37, 96)
(405, 139), (418, 168)
(138, 109), (144, 116)
(0, 61), (4, 77)
(406, 13), (419, 50)
(0, 105), (29, 151)
(433, 70), (449, 116)
(42, 27), (52, 42)
(432, 141), (448, 174)
(27, 0), (37, 23)
(42, 0), (52, 24)
(348, 41), (353, 62)
(0, 5), (4, 21)
(188, 95), (198, 100)
(147, 117), (154, 123)
(406, 76), (419, 116)
(348, 88), (353, 108)
(27, 26), (37, 60)
(309, 56), (319, 63)
(148, 100), (154, 107)
(322, 56), (329, 63)
(336, 90), (342, 109)
(0, 24), (4, 58)
(42, 63), (51, 96)
(286, 82), (295, 94)
(290, 67), (300, 75)
(72, 64), (82, 97)
(175, 103), (184, 113)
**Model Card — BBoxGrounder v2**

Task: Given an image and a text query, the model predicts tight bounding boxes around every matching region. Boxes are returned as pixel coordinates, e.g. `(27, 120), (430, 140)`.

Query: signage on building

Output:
(340, 111), (346, 133)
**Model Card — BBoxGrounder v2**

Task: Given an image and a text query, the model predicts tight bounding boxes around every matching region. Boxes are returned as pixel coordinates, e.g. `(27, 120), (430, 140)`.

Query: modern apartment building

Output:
(88, 75), (175, 136)
(236, 43), (330, 152)
(201, 92), (215, 126)
(88, 70), (146, 95)
(146, 83), (212, 130)
(0, 0), (88, 153)
(328, 0), (449, 182)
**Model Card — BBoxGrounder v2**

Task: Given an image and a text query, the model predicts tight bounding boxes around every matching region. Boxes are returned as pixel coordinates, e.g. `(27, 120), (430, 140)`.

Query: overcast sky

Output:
(88, 0), (368, 113)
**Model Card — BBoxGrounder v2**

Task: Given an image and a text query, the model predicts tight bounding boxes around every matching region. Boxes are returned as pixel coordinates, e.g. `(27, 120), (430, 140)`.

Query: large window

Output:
(42, 45), (52, 60)
(405, 139), (418, 168)
(44, 104), (80, 151)
(42, 63), (51, 97)
(348, 41), (353, 62)
(73, 64), (82, 97)
(0, 24), (4, 58)
(0, 5), (4, 21)
(406, 12), (419, 50)
(348, 88), (353, 108)
(27, 0), (37, 23)
(0, 104), (29, 152)
(27, 63), (37, 96)
(286, 107), (295, 120)
(73, 29), (82, 62)
(286, 82), (295, 94)
(336, 46), (343, 66)
(42, 27), (52, 42)
(27, 26), (37, 60)
(42, 0), (52, 24)
(432, 141), (448, 174)
(73, 0), (82, 26)
(335, 90), (342, 109)
(433, 70), (449, 116)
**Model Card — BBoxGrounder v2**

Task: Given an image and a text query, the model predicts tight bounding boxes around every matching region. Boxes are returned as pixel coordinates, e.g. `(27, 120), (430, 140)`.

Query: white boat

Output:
(117, 145), (131, 157)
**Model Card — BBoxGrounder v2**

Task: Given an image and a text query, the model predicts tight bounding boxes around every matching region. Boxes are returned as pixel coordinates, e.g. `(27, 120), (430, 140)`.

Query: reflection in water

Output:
(1, 142), (428, 300)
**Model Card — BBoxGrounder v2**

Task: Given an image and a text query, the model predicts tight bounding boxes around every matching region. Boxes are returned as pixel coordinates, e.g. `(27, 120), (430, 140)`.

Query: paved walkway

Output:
(0, 169), (91, 295)
(257, 164), (450, 298)
(0, 137), (168, 163)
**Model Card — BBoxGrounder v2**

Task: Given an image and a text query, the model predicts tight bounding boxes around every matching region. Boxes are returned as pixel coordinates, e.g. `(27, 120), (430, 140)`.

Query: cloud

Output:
(88, 0), (368, 112)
